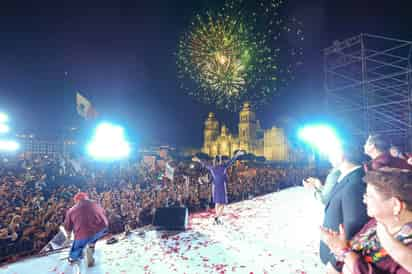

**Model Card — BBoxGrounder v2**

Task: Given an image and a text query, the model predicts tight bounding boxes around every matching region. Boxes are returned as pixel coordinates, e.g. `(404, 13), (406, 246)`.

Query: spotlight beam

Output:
(298, 124), (342, 159)
(0, 140), (19, 152)
(0, 113), (8, 123)
(0, 124), (9, 133)
(87, 122), (131, 161)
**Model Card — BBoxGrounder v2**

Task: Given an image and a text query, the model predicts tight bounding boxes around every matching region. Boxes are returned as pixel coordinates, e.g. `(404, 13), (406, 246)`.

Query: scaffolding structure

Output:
(324, 34), (412, 148)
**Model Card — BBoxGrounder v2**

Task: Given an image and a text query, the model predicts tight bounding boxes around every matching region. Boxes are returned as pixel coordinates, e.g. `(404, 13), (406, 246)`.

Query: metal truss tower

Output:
(324, 34), (412, 148)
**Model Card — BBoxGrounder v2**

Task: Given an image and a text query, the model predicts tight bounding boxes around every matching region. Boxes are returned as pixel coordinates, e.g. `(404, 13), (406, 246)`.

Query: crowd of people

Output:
(2, 133), (412, 274)
(0, 152), (316, 263)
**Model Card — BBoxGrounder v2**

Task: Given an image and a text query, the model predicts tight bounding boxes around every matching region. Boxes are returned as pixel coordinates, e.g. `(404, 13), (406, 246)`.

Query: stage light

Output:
(0, 124), (9, 133)
(0, 113), (8, 123)
(86, 122), (131, 160)
(0, 140), (19, 152)
(298, 124), (342, 158)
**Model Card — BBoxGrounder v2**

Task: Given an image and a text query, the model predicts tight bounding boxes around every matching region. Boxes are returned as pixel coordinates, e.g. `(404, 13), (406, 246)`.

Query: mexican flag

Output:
(76, 92), (98, 120)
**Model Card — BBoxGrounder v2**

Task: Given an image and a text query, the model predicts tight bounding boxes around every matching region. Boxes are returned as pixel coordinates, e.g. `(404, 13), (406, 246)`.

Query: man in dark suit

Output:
(320, 143), (370, 273)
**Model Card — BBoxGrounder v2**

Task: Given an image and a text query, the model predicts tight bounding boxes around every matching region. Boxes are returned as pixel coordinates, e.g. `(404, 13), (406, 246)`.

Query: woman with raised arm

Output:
(193, 150), (245, 225)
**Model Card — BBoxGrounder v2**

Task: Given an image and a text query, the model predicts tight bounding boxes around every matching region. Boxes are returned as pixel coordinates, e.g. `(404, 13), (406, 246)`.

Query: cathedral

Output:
(202, 102), (292, 161)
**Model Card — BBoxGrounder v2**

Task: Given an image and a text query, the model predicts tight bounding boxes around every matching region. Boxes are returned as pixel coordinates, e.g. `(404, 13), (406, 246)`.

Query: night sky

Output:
(0, 0), (411, 147)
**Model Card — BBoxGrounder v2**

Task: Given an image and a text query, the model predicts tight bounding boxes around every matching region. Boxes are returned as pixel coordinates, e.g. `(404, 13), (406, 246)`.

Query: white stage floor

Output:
(1, 187), (326, 274)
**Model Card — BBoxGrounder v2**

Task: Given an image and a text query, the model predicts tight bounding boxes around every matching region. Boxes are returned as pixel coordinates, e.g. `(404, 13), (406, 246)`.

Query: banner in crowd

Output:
(198, 173), (210, 184)
(76, 92), (98, 120)
(165, 162), (174, 181)
(69, 159), (82, 173)
(184, 175), (190, 198)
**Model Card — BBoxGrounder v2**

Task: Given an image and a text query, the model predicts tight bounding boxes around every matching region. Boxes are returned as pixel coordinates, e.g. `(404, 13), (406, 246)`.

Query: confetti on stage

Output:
(3, 187), (325, 274)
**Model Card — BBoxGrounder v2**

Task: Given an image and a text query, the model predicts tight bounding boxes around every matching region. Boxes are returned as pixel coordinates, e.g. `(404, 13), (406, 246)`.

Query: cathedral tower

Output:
(238, 102), (257, 152)
(202, 112), (219, 155)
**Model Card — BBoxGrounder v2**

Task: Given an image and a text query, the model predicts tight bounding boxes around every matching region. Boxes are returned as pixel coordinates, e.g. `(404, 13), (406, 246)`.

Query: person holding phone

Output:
(303, 150), (343, 205)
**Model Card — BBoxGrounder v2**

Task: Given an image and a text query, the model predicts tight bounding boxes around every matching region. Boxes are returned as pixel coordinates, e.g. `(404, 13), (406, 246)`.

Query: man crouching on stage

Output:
(64, 192), (108, 266)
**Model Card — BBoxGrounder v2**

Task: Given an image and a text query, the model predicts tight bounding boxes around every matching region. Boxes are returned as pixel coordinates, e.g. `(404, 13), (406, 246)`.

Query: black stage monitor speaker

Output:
(153, 207), (189, 231)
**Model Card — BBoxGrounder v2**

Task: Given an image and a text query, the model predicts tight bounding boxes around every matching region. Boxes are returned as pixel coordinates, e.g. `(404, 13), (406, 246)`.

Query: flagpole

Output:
(63, 71), (69, 158)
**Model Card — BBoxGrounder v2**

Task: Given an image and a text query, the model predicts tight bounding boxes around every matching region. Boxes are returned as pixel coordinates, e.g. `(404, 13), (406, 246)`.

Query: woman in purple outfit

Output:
(193, 150), (244, 224)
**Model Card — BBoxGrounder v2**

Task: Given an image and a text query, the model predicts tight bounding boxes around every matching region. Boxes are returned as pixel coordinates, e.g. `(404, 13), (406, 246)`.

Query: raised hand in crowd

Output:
(234, 150), (246, 157)
(191, 156), (201, 163)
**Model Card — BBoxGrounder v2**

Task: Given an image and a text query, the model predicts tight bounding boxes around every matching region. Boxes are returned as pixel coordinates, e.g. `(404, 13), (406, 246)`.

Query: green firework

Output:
(177, 0), (304, 111)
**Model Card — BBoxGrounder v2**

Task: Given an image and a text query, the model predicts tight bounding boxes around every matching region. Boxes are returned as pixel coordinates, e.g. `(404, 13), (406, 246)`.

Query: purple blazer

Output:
(201, 155), (239, 204)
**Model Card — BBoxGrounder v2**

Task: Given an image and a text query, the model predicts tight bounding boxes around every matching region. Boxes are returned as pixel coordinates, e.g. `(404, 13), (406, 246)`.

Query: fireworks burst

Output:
(177, 0), (304, 111)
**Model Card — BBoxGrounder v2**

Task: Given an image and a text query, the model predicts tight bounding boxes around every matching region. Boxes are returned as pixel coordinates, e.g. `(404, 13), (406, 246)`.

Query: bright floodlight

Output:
(298, 124), (342, 158)
(0, 140), (19, 152)
(0, 113), (8, 123)
(0, 124), (9, 133)
(87, 122), (131, 160)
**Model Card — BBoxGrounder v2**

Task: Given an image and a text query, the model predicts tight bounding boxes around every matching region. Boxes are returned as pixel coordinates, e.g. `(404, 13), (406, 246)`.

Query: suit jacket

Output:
(320, 167), (370, 270)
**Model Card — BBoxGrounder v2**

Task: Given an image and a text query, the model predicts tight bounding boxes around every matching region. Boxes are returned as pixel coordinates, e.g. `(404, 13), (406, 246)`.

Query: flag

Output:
(76, 92), (98, 120)
(165, 162), (175, 181)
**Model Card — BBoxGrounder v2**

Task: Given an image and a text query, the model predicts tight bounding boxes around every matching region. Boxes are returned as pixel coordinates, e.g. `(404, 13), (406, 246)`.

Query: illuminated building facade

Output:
(202, 102), (292, 161)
